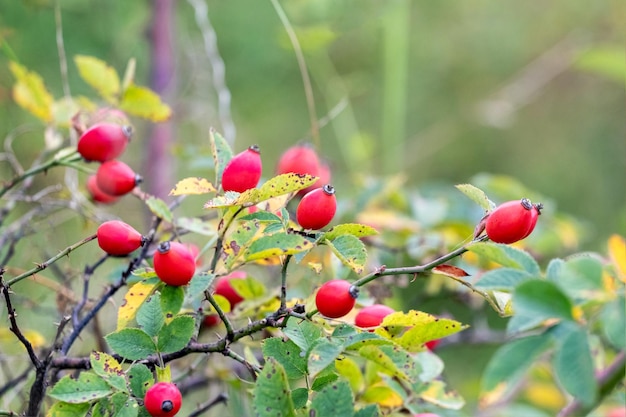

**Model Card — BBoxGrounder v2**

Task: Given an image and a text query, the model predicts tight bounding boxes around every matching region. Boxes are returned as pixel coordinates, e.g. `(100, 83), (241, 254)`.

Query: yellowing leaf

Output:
(74, 55), (120, 102)
(361, 383), (403, 408)
(120, 84), (171, 122)
(170, 177), (216, 196)
(9, 61), (53, 122)
(117, 280), (160, 330)
(608, 234), (626, 283)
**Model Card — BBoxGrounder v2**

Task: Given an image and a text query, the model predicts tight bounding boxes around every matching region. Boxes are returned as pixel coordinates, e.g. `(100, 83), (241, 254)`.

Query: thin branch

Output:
(270, 0), (320, 148)
(188, 392), (229, 417)
(54, 0), (72, 99)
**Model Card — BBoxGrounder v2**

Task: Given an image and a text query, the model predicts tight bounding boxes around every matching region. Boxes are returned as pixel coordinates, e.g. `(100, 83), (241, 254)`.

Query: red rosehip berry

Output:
(97, 220), (143, 256)
(96, 160), (142, 196)
(221, 145), (262, 193)
(202, 314), (221, 328)
(354, 304), (395, 330)
(87, 175), (119, 204)
(144, 382), (182, 417)
(301, 159), (331, 195)
(315, 279), (357, 318)
(277, 143), (320, 178)
(214, 270), (247, 309)
(425, 339), (440, 351)
(296, 184), (337, 230)
(77, 122), (132, 162)
(485, 198), (542, 244)
(154, 242), (196, 286)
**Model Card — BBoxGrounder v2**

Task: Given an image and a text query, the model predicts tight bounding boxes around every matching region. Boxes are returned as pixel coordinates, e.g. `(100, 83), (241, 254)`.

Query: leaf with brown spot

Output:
(169, 177), (216, 196)
(116, 279), (160, 330)
(432, 264), (470, 279)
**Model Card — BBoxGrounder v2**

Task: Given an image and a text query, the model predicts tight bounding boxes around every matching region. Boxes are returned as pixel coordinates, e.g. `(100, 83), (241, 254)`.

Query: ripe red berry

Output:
(277, 143), (320, 178)
(425, 339), (440, 351)
(214, 271), (247, 309)
(301, 159), (331, 195)
(77, 122), (132, 162)
(202, 314), (220, 328)
(296, 185), (337, 230)
(221, 145), (262, 193)
(87, 175), (119, 204)
(315, 279), (357, 318)
(144, 382), (182, 417)
(485, 198), (542, 244)
(96, 160), (142, 196)
(97, 220), (143, 256)
(154, 242), (196, 286)
(354, 304), (395, 330)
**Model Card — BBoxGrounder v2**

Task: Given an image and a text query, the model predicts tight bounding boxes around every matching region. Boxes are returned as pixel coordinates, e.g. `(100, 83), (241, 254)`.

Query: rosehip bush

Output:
(1, 53), (623, 417)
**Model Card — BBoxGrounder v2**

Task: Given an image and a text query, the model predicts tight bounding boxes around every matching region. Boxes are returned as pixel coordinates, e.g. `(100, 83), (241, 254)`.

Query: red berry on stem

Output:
(96, 160), (142, 196)
(97, 220), (143, 256)
(277, 143), (320, 179)
(300, 159), (331, 195)
(214, 270), (247, 309)
(87, 175), (119, 204)
(485, 198), (542, 244)
(154, 242), (196, 286)
(221, 145), (262, 193)
(315, 279), (357, 318)
(144, 382), (182, 417)
(77, 122), (132, 162)
(425, 339), (440, 351)
(355, 304), (395, 330)
(296, 184), (337, 230)
(202, 314), (220, 328)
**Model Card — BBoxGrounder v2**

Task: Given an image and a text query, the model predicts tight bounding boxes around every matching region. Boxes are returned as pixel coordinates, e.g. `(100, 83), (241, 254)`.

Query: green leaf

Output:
(252, 357), (296, 417)
(184, 273), (215, 306)
(310, 379), (354, 417)
(157, 315), (195, 353)
(120, 84), (171, 122)
(358, 344), (418, 382)
(9, 61), (54, 122)
(468, 241), (540, 274)
(335, 356), (363, 393)
(89, 351), (128, 392)
(507, 280), (573, 334)
(46, 401), (91, 417)
(283, 319), (323, 352)
(480, 335), (552, 406)
(117, 280), (160, 330)
(160, 285), (185, 320)
(145, 196), (173, 223)
(311, 369), (339, 391)
(74, 55), (120, 102)
(262, 337), (307, 380)
(291, 387), (309, 409)
(326, 234), (367, 274)
(136, 293), (164, 337)
(375, 311), (468, 352)
(105, 329), (157, 360)
(601, 296), (626, 349)
(251, 173), (318, 202)
(175, 217), (217, 237)
(554, 256), (604, 301)
(108, 392), (139, 417)
(210, 128), (233, 187)
(415, 350), (444, 382)
(354, 405), (380, 417)
(229, 276), (266, 300)
(576, 45), (626, 83)
(238, 211), (283, 223)
(169, 177), (216, 196)
(322, 223), (379, 241)
(244, 233), (315, 262)
(546, 258), (565, 281)
(553, 325), (597, 407)
(475, 268), (533, 291)
(48, 371), (112, 403)
(418, 380), (465, 410)
(221, 220), (262, 268)
(127, 364), (153, 400)
(308, 339), (344, 379)
(455, 183), (495, 211)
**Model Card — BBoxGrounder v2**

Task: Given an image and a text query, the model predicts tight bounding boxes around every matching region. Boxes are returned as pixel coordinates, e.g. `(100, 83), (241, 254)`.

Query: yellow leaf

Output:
(523, 381), (565, 409)
(169, 177), (216, 196)
(608, 234), (626, 283)
(74, 55), (120, 102)
(361, 383), (403, 408)
(120, 84), (171, 122)
(9, 61), (53, 122)
(117, 280), (159, 330)
(335, 357), (363, 392)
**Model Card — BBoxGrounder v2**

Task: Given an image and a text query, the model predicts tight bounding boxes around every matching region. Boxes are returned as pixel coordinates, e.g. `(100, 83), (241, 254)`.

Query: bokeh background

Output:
(0, 1), (624, 415)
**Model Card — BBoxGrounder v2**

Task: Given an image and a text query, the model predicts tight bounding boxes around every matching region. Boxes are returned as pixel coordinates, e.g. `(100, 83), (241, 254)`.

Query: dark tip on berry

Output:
(134, 174), (143, 186)
(322, 184), (335, 196)
(161, 400), (174, 412)
(158, 241), (171, 254)
(520, 198), (533, 210)
(535, 202), (544, 214)
(348, 285), (359, 299)
(140, 236), (148, 247)
(122, 125), (133, 139)
(249, 144), (261, 154)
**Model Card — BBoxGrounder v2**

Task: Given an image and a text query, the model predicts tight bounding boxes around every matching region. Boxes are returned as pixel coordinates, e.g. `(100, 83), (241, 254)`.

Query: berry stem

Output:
(279, 255), (292, 313)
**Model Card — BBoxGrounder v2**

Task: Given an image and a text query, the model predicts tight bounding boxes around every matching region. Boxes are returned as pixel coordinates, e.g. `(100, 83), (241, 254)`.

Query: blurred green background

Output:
(0, 1), (624, 415)
(1, 0), (624, 250)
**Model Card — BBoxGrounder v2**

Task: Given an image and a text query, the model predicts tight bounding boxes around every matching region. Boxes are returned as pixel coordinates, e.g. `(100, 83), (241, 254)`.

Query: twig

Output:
(223, 348), (260, 379)
(279, 255), (292, 312)
(188, 392), (229, 417)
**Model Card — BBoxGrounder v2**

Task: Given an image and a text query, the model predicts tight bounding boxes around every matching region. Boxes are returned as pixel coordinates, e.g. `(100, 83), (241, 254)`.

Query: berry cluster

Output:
(77, 113), (141, 204)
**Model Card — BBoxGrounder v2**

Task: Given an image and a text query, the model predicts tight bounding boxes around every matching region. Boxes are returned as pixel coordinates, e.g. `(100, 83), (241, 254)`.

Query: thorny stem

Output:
(6, 234), (97, 287)
(188, 392), (229, 417)
(223, 348), (260, 379)
(206, 291), (235, 341)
